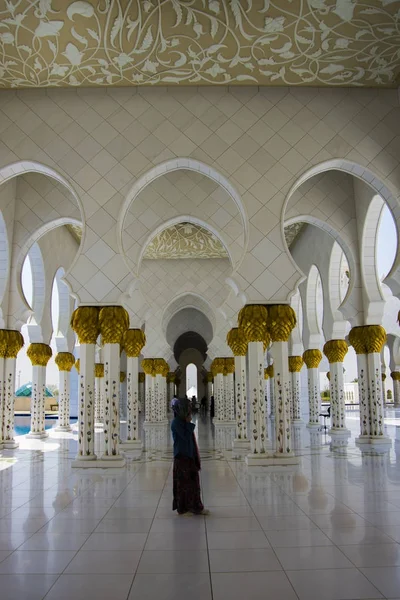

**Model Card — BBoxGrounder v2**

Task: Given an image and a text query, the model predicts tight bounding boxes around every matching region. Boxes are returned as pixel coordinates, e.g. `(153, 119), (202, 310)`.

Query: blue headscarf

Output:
(172, 397), (191, 420)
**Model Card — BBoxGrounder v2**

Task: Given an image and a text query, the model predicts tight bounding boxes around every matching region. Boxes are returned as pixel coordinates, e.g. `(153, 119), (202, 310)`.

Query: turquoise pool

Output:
(14, 416), (77, 436)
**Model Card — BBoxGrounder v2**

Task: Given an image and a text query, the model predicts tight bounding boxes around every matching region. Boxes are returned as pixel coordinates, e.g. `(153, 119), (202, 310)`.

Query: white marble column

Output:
(121, 328), (146, 447)
(142, 359), (155, 423)
(303, 349), (323, 429)
(70, 306), (100, 467)
(268, 304), (299, 465)
(139, 372), (145, 412)
(391, 371), (400, 407)
(266, 365), (275, 420)
(54, 352), (75, 432)
(247, 340), (267, 456)
(0, 352), (4, 450)
(26, 343), (52, 439)
(323, 340), (350, 436)
(224, 358), (235, 423)
(94, 363), (104, 426)
(233, 354), (248, 450)
(213, 367), (225, 423)
(289, 356), (303, 423)
(2, 331), (24, 448)
(207, 373), (213, 401)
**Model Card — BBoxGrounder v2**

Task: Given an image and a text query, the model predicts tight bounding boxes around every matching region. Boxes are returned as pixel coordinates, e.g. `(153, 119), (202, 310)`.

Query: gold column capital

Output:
(264, 368), (269, 380)
(238, 305), (270, 346)
(266, 365), (274, 378)
(226, 327), (248, 356)
(99, 306), (129, 345)
(323, 339), (348, 363)
(391, 371), (400, 381)
(55, 352), (75, 372)
(167, 372), (176, 383)
(211, 358), (225, 376)
(139, 372), (145, 383)
(123, 328), (146, 357)
(5, 330), (24, 359)
(75, 358), (80, 373)
(153, 358), (168, 376)
(120, 371), (126, 383)
(70, 306), (100, 344)
(27, 343), (52, 367)
(142, 358), (155, 376)
(303, 349), (323, 369)
(349, 325), (386, 354)
(289, 356), (303, 373)
(224, 357), (235, 375)
(206, 371), (213, 383)
(267, 304), (296, 342)
(95, 363), (104, 378)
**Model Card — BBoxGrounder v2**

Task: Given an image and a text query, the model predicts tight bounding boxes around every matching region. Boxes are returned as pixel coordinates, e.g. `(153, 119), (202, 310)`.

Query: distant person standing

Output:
(210, 395), (215, 419)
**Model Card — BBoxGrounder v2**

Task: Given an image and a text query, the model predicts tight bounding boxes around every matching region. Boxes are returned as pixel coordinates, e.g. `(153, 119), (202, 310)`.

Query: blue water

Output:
(14, 416), (77, 436)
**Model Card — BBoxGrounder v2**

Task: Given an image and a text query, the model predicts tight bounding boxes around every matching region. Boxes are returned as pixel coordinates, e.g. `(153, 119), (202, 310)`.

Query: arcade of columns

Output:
(0, 300), (396, 466)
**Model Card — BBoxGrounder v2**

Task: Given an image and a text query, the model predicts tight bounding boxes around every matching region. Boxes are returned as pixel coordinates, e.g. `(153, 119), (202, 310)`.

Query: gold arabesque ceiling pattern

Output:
(0, 0), (399, 89)
(144, 222), (228, 259)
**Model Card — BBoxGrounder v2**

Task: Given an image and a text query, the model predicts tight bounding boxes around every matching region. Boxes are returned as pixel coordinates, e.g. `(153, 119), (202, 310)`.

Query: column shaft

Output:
(367, 352), (385, 437)
(357, 353), (369, 436)
(102, 343), (122, 459)
(248, 341), (266, 454)
(28, 365), (48, 439)
(234, 355), (247, 441)
(329, 362), (348, 433)
(271, 341), (293, 457)
(214, 373), (224, 421)
(269, 376), (275, 420)
(291, 371), (302, 422)
(307, 368), (321, 428)
(225, 372), (235, 422)
(3, 357), (18, 447)
(126, 356), (139, 441)
(95, 376), (103, 425)
(0, 357), (4, 449)
(56, 370), (72, 431)
(75, 343), (96, 461)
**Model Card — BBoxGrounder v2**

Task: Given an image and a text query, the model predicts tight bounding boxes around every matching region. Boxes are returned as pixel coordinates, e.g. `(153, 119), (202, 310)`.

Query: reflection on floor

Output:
(0, 410), (400, 600)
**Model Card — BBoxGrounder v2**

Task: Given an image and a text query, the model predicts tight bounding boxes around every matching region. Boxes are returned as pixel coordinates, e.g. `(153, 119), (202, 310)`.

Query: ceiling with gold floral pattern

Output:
(0, 0), (399, 89)
(143, 222), (228, 259)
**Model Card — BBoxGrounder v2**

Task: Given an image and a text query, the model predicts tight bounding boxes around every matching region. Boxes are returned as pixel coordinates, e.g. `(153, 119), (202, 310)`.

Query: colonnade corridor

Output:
(0, 410), (400, 600)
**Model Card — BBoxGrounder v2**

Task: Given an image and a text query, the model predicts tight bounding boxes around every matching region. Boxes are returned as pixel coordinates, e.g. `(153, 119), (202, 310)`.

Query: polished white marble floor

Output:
(1, 410), (400, 600)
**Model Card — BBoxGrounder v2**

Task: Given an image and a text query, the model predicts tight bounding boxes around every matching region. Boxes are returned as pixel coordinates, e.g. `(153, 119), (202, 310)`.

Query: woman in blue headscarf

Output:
(171, 397), (209, 516)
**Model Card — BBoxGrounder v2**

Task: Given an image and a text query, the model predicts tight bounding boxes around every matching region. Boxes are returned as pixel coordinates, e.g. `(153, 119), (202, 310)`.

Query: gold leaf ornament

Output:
(323, 339), (348, 363)
(264, 368), (269, 380)
(349, 325), (386, 355)
(224, 357), (235, 375)
(211, 357), (225, 376)
(142, 358), (155, 376)
(266, 365), (274, 378)
(27, 343), (52, 367)
(95, 363), (104, 378)
(75, 359), (80, 373)
(120, 371), (126, 383)
(267, 305), (296, 342)
(123, 328), (146, 357)
(70, 306), (100, 344)
(0, 329), (8, 357)
(303, 349), (323, 369)
(289, 356), (303, 373)
(238, 305), (269, 345)
(391, 371), (400, 381)
(227, 327), (247, 356)
(99, 306), (130, 345)
(4, 330), (24, 359)
(55, 352), (75, 372)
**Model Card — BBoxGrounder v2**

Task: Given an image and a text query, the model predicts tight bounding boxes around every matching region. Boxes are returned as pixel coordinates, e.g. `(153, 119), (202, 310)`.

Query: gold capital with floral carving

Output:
(27, 343), (52, 367)
(323, 339), (348, 363)
(167, 372), (176, 384)
(238, 305), (270, 345)
(123, 329), (146, 357)
(264, 368), (269, 380)
(55, 352), (75, 372)
(120, 371), (126, 383)
(95, 363), (104, 378)
(289, 356), (303, 373)
(142, 359), (155, 376)
(227, 327), (248, 356)
(207, 372), (213, 383)
(303, 349), (322, 369)
(224, 357), (235, 375)
(5, 331), (24, 359)
(0, 329), (8, 357)
(391, 371), (400, 381)
(139, 372), (145, 383)
(267, 305), (296, 342)
(99, 306), (129, 345)
(348, 326), (366, 355)
(153, 358), (167, 376)
(211, 358), (225, 377)
(363, 325), (386, 354)
(70, 306), (100, 344)
(266, 365), (274, 378)
(75, 359), (80, 374)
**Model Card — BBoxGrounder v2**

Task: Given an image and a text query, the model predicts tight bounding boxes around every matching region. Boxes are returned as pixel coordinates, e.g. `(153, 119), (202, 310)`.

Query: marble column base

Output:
(71, 454), (97, 468)
(3, 440), (19, 449)
(144, 419), (168, 426)
(54, 425), (72, 432)
(356, 435), (392, 454)
(26, 431), (49, 440)
(292, 418), (304, 424)
(246, 452), (300, 467)
(100, 455), (126, 467)
(307, 422), (321, 429)
(232, 438), (250, 452)
(120, 439), (143, 451)
(213, 419), (236, 426)
(72, 456), (126, 468)
(328, 427), (351, 437)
